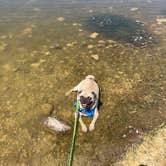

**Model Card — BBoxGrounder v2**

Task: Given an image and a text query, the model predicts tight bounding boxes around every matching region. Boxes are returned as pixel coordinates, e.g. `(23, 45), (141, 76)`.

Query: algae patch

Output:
(87, 14), (154, 47)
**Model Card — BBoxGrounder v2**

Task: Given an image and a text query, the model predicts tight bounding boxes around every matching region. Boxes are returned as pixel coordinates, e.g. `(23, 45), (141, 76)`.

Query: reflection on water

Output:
(0, 0), (166, 165)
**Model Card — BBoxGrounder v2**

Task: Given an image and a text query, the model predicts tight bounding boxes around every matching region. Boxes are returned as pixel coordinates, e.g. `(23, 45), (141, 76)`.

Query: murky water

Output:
(0, 0), (166, 165)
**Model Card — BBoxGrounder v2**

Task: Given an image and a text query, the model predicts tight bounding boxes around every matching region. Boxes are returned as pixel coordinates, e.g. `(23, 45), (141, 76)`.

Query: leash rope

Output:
(68, 101), (79, 166)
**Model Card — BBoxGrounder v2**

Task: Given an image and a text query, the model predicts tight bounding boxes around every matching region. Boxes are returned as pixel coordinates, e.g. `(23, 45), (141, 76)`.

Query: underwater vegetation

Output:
(87, 14), (154, 47)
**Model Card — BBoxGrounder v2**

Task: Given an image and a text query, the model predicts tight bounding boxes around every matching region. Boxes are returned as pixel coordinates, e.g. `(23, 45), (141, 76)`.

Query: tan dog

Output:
(65, 75), (99, 132)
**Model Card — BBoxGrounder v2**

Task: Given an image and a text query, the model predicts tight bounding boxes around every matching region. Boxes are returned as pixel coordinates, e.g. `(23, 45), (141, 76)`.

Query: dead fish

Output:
(44, 116), (71, 132)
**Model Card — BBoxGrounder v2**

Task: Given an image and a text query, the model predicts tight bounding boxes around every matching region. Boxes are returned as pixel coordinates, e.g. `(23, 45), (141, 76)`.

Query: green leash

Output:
(68, 101), (79, 166)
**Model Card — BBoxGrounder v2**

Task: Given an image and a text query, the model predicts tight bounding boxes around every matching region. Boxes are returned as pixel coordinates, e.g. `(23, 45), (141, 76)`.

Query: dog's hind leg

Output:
(79, 115), (88, 133)
(89, 109), (99, 131)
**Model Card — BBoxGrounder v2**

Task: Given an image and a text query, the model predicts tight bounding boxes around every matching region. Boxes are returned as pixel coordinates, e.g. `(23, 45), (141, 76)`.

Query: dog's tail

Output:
(85, 75), (95, 80)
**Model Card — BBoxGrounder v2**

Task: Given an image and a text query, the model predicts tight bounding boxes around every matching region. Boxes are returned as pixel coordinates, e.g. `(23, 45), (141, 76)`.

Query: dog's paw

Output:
(81, 125), (88, 133)
(89, 124), (95, 131)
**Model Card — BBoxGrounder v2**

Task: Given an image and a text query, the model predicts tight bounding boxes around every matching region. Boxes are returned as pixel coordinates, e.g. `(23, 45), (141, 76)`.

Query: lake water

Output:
(0, 0), (165, 165)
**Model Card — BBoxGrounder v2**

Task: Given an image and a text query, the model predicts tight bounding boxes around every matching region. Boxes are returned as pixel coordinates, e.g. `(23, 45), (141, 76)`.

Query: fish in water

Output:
(44, 116), (71, 132)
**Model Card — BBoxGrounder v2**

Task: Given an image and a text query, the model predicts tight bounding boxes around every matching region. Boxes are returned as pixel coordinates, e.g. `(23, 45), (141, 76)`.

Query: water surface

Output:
(0, 0), (166, 165)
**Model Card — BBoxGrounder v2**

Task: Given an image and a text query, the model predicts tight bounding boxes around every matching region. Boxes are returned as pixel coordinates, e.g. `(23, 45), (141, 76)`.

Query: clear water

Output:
(0, 0), (165, 165)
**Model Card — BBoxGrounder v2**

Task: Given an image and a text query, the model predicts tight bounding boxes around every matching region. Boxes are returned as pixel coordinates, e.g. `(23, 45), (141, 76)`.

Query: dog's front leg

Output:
(79, 114), (88, 133)
(65, 86), (78, 96)
(89, 108), (99, 131)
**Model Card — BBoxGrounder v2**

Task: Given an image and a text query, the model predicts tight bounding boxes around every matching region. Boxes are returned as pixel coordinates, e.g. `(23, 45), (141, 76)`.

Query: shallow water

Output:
(0, 0), (166, 165)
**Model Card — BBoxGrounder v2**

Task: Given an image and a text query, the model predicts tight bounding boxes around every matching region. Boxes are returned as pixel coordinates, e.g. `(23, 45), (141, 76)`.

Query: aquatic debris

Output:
(44, 116), (71, 132)
(57, 17), (65, 22)
(156, 17), (166, 25)
(91, 54), (99, 61)
(89, 32), (99, 39)
(0, 42), (8, 51)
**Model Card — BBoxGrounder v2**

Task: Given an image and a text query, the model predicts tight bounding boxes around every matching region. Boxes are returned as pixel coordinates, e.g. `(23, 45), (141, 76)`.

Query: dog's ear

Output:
(91, 91), (97, 100)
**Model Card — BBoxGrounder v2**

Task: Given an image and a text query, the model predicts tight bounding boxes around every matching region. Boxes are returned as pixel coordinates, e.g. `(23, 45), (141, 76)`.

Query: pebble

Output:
(122, 134), (127, 138)
(88, 10), (93, 13)
(50, 43), (62, 49)
(107, 39), (115, 43)
(87, 45), (94, 49)
(156, 18), (166, 25)
(136, 129), (139, 134)
(30, 59), (46, 68)
(66, 42), (77, 47)
(91, 54), (99, 61)
(0, 42), (8, 51)
(21, 27), (32, 35)
(98, 40), (106, 44)
(45, 51), (51, 55)
(33, 8), (41, 12)
(0, 35), (7, 39)
(89, 32), (99, 39)
(57, 17), (65, 22)
(130, 8), (139, 12)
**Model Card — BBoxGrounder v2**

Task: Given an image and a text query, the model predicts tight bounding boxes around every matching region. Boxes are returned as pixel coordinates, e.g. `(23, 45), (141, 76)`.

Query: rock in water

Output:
(44, 116), (71, 132)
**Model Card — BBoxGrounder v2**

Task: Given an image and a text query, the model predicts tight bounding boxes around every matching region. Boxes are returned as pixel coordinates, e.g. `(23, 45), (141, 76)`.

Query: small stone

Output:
(89, 32), (99, 39)
(57, 17), (65, 22)
(122, 134), (127, 138)
(91, 54), (99, 61)
(87, 45), (94, 49)
(0, 35), (7, 39)
(45, 51), (51, 55)
(50, 43), (62, 49)
(33, 8), (41, 12)
(66, 42), (77, 47)
(130, 8), (139, 12)
(98, 40), (106, 44)
(21, 27), (32, 35)
(88, 9), (93, 13)
(107, 39), (115, 43)
(156, 18), (166, 25)
(72, 23), (78, 26)
(30, 59), (46, 68)
(0, 42), (8, 51)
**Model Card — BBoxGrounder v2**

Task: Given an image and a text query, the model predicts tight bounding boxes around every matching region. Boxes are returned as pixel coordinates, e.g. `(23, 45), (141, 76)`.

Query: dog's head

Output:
(79, 92), (97, 109)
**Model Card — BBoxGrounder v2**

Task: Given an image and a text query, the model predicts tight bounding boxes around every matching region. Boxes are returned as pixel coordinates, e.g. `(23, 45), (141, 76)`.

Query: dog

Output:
(65, 75), (99, 132)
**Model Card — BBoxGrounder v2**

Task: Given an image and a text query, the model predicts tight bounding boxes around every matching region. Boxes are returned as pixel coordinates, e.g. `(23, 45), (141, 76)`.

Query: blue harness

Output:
(74, 101), (96, 117)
